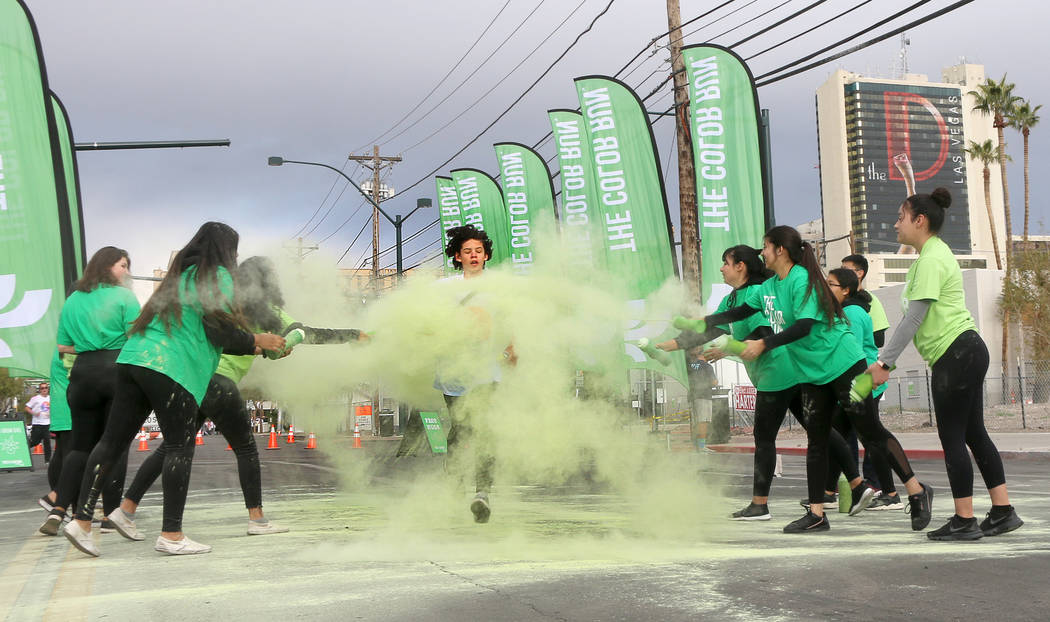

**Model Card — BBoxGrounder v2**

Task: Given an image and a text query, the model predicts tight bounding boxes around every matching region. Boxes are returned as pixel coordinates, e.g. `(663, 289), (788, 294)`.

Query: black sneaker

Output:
(799, 493), (836, 510)
(866, 492), (905, 511)
(470, 492), (491, 524)
(731, 502), (771, 521)
(849, 484), (876, 516)
(906, 483), (933, 531)
(784, 511), (830, 533)
(979, 507), (1024, 536)
(927, 515), (983, 541)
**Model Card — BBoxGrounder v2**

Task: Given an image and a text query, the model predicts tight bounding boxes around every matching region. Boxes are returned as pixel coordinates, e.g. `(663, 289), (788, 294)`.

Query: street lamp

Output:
(268, 156), (429, 277)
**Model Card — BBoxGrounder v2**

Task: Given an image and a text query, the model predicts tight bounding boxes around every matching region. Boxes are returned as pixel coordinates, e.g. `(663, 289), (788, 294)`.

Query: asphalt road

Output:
(2, 435), (1048, 621)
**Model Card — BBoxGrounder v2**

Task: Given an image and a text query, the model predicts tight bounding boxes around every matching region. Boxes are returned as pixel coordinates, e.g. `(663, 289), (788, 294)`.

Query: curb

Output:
(705, 445), (1050, 461)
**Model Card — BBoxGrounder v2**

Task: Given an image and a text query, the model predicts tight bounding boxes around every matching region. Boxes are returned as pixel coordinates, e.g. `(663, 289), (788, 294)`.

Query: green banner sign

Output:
(0, 0), (76, 378)
(548, 109), (606, 272)
(450, 168), (510, 267)
(574, 76), (686, 385)
(682, 45), (768, 304)
(51, 92), (86, 275)
(435, 176), (462, 276)
(493, 142), (557, 275)
(418, 411), (447, 454)
(0, 419), (33, 471)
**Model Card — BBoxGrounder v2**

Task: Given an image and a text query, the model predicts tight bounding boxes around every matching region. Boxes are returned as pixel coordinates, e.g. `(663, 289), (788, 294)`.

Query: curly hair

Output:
(444, 225), (493, 270)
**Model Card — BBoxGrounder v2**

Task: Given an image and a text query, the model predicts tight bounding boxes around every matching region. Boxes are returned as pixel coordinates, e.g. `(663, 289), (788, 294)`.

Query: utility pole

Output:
(348, 146), (402, 295)
(666, 0), (700, 303)
(284, 236), (318, 261)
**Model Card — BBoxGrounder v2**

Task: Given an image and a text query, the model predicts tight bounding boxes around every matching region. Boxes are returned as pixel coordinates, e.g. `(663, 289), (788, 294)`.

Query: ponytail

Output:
(765, 226), (844, 327)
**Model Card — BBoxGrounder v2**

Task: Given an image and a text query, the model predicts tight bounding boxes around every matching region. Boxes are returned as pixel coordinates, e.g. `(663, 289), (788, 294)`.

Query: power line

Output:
(352, 0), (514, 152)
(744, 0), (875, 61)
(288, 161), (360, 239)
(336, 216), (373, 264)
(728, 0), (829, 49)
(317, 198), (368, 244)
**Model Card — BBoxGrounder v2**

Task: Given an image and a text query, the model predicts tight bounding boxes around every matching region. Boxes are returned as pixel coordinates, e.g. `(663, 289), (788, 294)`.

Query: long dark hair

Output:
(130, 222), (242, 335)
(73, 246), (130, 293)
(235, 257), (284, 333)
(765, 225), (844, 327)
(722, 245), (771, 306)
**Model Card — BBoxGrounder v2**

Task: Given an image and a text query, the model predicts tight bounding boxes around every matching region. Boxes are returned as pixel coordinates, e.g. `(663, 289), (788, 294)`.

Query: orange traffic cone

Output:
(137, 430), (150, 452)
(225, 440), (232, 451)
(287, 428), (295, 444)
(352, 423), (362, 449)
(196, 430), (204, 445)
(32, 442), (44, 455)
(305, 432), (317, 450)
(265, 427), (280, 450)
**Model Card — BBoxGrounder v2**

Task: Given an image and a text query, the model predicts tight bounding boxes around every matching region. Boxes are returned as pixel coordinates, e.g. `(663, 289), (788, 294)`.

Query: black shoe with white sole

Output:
(731, 502), (771, 521)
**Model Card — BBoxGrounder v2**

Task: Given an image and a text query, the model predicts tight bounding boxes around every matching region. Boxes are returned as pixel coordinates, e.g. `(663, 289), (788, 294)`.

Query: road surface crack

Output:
(428, 561), (570, 621)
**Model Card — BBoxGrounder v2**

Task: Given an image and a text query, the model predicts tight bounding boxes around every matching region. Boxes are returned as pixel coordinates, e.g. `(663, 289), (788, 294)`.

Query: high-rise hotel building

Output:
(815, 63), (1006, 287)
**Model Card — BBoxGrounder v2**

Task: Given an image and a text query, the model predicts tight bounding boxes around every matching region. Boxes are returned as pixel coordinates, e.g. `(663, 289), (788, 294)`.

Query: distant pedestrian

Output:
(25, 383), (52, 462)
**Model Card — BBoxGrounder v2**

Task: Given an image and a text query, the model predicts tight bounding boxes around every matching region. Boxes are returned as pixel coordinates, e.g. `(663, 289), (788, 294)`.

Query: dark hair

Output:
(828, 267), (859, 297)
(722, 245), (772, 288)
(235, 257), (284, 333)
(73, 246), (130, 293)
(765, 225), (844, 327)
(444, 225), (493, 270)
(903, 187), (952, 234)
(841, 254), (868, 280)
(130, 222), (242, 335)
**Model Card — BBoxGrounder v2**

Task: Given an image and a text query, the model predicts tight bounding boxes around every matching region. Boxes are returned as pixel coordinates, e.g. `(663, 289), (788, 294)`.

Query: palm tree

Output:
(964, 139), (1004, 269)
(969, 75), (1021, 264)
(1008, 100), (1041, 242)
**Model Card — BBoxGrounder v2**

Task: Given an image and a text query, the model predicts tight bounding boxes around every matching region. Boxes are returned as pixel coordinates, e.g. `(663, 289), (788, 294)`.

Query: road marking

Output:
(0, 536), (51, 617)
(41, 544), (93, 622)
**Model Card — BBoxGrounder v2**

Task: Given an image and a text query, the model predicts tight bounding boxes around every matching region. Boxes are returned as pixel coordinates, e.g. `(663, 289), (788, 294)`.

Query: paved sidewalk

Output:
(708, 432), (1050, 460)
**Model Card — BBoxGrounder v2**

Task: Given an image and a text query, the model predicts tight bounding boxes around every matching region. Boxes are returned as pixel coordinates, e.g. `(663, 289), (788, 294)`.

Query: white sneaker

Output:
(106, 509), (145, 541)
(39, 514), (62, 536)
(154, 535), (212, 555)
(62, 521), (100, 557)
(247, 520), (289, 536)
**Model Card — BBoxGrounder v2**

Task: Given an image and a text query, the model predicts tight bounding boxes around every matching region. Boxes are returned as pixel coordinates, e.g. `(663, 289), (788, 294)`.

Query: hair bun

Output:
(931, 187), (952, 209)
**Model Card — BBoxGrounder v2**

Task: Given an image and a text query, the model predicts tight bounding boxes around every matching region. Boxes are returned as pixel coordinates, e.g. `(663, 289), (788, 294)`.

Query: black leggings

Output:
(931, 330), (1006, 498)
(75, 364), (199, 533)
(55, 350), (129, 517)
(827, 395), (899, 496)
(29, 424), (52, 461)
(125, 374), (261, 509)
(444, 387), (495, 493)
(802, 360), (915, 504)
(46, 430), (71, 491)
(751, 387), (859, 498)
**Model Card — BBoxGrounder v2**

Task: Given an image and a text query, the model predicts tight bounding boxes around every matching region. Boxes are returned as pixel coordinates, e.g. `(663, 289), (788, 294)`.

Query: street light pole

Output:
(268, 156), (429, 278)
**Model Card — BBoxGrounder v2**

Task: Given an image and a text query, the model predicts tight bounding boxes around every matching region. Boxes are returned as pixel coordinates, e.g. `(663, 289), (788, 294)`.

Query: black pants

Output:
(931, 330), (1006, 498)
(76, 364), (199, 533)
(444, 387), (495, 493)
(125, 374), (261, 509)
(46, 430), (71, 491)
(29, 424), (52, 461)
(54, 350), (128, 517)
(828, 397), (899, 496)
(802, 360), (915, 505)
(751, 387), (859, 498)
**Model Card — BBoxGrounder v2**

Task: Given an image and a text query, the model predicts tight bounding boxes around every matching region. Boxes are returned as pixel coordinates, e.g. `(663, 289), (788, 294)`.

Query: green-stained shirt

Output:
(903, 236), (977, 365)
(745, 264), (863, 385)
(867, 292), (889, 333)
(843, 304), (886, 398)
(117, 266), (235, 405)
(47, 351), (74, 432)
(215, 307), (296, 383)
(715, 283), (799, 392)
(56, 285), (140, 352)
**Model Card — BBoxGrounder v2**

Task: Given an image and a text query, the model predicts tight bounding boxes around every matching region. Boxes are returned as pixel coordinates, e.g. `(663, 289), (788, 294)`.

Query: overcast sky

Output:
(24, 0), (1049, 276)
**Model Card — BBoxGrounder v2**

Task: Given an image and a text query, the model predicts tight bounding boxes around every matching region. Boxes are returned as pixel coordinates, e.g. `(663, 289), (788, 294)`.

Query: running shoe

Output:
(99, 519), (115, 534)
(906, 483), (933, 531)
(470, 492), (491, 524)
(154, 535), (212, 555)
(799, 493), (836, 510)
(39, 514), (62, 536)
(866, 493), (905, 511)
(783, 511), (830, 533)
(247, 520), (290, 535)
(106, 509), (145, 541)
(927, 515), (983, 541)
(62, 521), (100, 557)
(979, 507), (1024, 537)
(849, 483), (877, 516)
(731, 502), (771, 521)
(38, 494), (55, 512)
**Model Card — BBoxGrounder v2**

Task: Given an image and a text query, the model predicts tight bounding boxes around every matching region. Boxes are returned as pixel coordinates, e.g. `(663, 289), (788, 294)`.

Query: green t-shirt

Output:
(215, 307), (296, 383)
(903, 236), (977, 365)
(47, 350), (73, 432)
(715, 283), (798, 392)
(867, 292), (889, 333)
(56, 285), (140, 352)
(117, 266), (235, 405)
(843, 304), (886, 398)
(746, 264), (863, 385)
